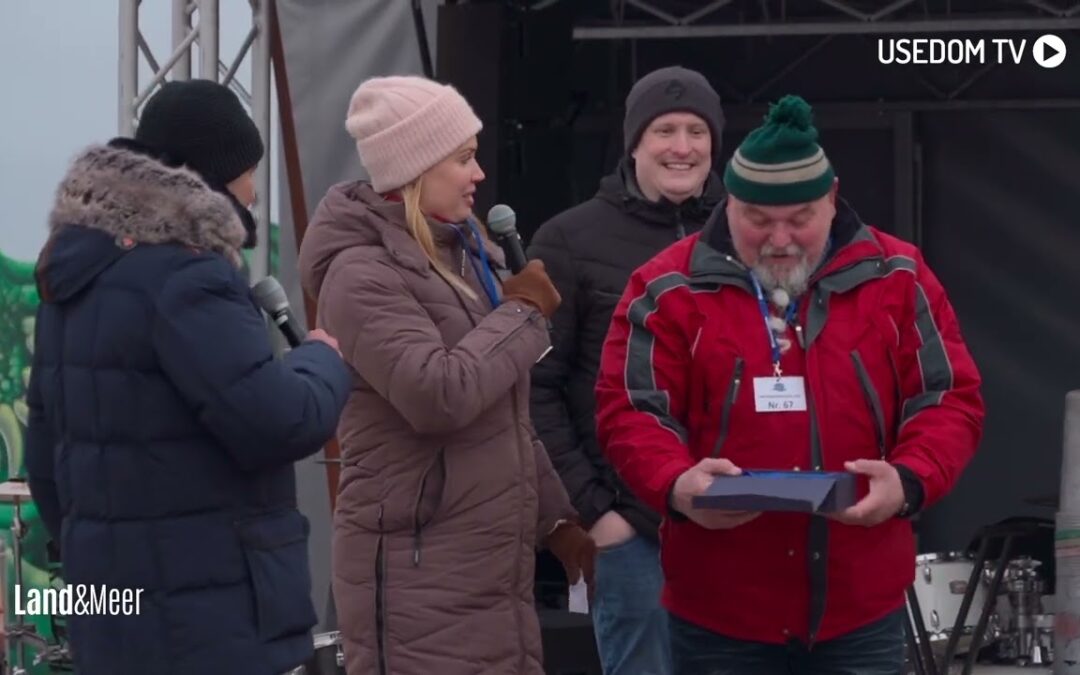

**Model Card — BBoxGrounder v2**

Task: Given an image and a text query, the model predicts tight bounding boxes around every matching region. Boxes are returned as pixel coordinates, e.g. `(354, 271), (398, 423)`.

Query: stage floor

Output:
(940, 666), (1051, 673)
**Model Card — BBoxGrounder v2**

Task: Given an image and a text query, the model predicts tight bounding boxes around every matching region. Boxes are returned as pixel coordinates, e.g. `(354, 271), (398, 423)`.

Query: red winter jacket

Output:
(595, 200), (984, 645)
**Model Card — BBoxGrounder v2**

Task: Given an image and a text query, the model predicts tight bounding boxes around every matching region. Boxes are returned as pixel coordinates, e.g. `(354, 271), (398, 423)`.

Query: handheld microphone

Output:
(251, 276), (304, 348)
(486, 204), (554, 360)
(486, 204), (528, 274)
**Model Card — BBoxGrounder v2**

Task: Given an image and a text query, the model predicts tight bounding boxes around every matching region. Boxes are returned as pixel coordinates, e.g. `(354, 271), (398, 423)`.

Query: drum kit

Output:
(0, 480), (72, 674)
(906, 519), (1058, 674)
(909, 552), (1054, 667)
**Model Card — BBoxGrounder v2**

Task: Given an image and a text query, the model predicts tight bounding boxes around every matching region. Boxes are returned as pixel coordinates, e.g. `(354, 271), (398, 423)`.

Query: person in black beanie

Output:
(527, 65), (724, 675)
(25, 79), (351, 675)
(122, 78), (265, 247)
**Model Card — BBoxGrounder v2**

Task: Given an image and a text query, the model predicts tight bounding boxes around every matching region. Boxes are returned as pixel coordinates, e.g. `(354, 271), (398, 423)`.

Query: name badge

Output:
(753, 376), (807, 412)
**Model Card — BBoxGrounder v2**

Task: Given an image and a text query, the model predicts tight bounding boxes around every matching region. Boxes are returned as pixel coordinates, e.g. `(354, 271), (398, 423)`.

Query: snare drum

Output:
(910, 552), (1000, 654)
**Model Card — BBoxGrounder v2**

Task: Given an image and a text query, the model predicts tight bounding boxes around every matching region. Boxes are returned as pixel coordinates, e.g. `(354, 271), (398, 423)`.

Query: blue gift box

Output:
(690, 470), (857, 513)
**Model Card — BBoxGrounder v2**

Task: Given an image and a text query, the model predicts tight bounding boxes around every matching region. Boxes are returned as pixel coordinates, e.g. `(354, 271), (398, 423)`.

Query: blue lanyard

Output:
(455, 219), (501, 309)
(749, 273), (798, 377)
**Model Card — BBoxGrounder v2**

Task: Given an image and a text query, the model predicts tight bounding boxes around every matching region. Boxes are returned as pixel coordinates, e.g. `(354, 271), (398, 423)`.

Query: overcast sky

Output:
(0, 1), (268, 261)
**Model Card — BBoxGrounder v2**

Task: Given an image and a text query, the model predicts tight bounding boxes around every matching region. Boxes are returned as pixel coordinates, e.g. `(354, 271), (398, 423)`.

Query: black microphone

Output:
(487, 204), (528, 274)
(251, 276), (304, 348)
(486, 204), (554, 359)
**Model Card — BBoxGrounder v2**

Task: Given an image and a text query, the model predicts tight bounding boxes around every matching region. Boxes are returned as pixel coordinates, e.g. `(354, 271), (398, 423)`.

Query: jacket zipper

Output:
(887, 347), (902, 409)
(509, 388), (527, 674)
(488, 310), (540, 355)
(851, 351), (887, 458)
(375, 504), (388, 675)
(710, 358), (744, 458)
(412, 448), (446, 566)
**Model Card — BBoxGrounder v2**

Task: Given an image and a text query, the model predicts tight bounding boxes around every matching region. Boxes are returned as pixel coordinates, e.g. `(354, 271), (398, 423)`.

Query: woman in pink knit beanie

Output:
(298, 75), (596, 674)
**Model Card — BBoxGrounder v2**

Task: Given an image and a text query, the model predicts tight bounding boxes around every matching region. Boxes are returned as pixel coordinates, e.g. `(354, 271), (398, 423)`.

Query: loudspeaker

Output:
(436, 1), (575, 238)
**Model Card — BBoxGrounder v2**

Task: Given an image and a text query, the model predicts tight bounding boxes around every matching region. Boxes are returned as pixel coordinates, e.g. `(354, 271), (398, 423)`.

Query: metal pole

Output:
(172, 0), (192, 80)
(250, 0), (272, 282)
(269, 0), (345, 511)
(962, 536), (1015, 675)
(133, 28), (201, 109)
(573, 16), (1080, 39)
(941, 538), (989, 666)
(198, 0), (220, 81)
(411, 0), (434, 78)
(118, 0), (139, 135)
(906, 586), (940, 675)
(10, 500), (25, 672)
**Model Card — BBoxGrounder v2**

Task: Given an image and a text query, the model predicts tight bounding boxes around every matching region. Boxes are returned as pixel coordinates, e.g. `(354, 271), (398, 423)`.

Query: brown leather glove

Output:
(545, 521), (597, 588)
(501, 259), (561, 318)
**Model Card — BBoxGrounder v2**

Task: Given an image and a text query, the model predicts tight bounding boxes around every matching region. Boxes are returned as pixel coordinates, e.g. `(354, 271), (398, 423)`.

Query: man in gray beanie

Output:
(527, 65), (724, 675)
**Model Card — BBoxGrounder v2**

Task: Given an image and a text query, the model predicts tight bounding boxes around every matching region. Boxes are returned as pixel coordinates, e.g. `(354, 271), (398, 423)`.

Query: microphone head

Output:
(251, 276), (290, 314)
(486, 204), (517, 236)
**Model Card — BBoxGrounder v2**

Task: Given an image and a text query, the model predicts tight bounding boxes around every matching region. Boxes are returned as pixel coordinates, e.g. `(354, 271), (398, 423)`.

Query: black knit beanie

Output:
(623, 66), (725, 160)
(136, 79), (264, 189)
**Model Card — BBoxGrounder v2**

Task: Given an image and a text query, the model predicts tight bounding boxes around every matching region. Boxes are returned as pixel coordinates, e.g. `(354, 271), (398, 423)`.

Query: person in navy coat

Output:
(25, 79), (351, 675)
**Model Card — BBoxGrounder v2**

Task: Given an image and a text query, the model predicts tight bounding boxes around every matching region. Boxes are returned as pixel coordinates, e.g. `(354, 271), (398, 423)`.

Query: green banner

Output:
(0, 248), (63, 672)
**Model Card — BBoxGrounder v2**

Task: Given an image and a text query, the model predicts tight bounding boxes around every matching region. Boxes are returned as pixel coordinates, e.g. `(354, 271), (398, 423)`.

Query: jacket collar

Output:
(47, 143), (246, 268)
(596, 158), (724, 229)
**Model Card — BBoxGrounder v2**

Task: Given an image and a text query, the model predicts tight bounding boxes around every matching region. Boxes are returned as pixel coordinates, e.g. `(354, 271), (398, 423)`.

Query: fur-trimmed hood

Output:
(48, 144), (246, 266)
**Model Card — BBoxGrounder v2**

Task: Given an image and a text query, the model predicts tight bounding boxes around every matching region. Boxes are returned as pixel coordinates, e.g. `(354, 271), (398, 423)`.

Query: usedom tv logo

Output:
(877, 35), (1066, 68)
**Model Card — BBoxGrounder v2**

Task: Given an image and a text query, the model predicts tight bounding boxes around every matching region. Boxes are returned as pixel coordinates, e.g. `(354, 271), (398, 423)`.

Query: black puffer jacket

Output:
(527, 160), (724, 541)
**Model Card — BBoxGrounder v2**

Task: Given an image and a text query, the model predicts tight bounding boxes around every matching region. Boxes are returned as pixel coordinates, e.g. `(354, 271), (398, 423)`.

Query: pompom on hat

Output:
(723, 95), (835, 205)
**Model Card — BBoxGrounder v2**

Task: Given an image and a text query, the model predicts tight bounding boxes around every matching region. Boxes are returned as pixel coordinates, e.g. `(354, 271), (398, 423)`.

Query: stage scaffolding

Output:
(117, 0), (272, 281)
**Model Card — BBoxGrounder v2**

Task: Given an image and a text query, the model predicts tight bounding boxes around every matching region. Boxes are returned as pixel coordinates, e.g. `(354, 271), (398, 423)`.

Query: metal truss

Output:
(574, 0), (1080, 38)
(118, 0), (273, 281)
(721, 30), (1006, 105)
(575, 0), (1080, 105)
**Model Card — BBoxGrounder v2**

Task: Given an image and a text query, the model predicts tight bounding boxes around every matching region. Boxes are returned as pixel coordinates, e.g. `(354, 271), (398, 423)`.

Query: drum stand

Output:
(1, 481), (53, 675)
(906, 519), (1050, 675)
(905, 586), (940, 675)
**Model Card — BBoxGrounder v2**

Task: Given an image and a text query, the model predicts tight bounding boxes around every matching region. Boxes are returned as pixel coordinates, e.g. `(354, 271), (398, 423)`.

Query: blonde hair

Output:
(400, 178), (478, 300)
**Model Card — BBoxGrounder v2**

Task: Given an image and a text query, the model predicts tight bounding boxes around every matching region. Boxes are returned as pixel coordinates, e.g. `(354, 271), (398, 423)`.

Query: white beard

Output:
(752, 249), (812, 298)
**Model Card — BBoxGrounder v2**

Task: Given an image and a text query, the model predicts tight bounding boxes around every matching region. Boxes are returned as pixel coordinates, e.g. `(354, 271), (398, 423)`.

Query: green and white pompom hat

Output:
(723, 95), (835, 205)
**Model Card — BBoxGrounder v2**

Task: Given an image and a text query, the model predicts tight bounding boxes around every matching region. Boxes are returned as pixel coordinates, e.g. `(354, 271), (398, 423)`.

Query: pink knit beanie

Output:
(345, 75), (483, 193)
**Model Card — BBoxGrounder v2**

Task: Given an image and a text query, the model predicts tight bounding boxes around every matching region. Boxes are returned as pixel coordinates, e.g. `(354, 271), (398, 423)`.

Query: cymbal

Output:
(0, 480), (32, 502)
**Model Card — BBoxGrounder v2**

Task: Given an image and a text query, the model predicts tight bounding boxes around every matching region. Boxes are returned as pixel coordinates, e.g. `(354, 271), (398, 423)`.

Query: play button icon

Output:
(1033, 34), (1066, 68)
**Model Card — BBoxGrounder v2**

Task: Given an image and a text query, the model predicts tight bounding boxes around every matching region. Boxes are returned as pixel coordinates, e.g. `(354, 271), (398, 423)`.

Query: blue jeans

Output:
(669, 608), (906, 675)
(591, 534), (673, 675)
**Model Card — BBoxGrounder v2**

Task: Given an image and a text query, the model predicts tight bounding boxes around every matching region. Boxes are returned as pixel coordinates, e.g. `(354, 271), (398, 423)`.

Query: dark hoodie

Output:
(25, 144), (350, 675)
(527, 159), (724, 540)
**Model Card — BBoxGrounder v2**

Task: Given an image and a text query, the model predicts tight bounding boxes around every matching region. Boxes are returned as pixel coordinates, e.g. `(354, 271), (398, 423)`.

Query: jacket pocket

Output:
(709, 357), (744, 458)
(851, 350), (886, 458)
(235, 509), (317, 642)
(412, 448), (448, 566)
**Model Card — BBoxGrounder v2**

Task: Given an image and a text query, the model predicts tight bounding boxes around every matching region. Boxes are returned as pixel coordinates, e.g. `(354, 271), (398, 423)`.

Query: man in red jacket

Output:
(594, 94), (985, 673)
